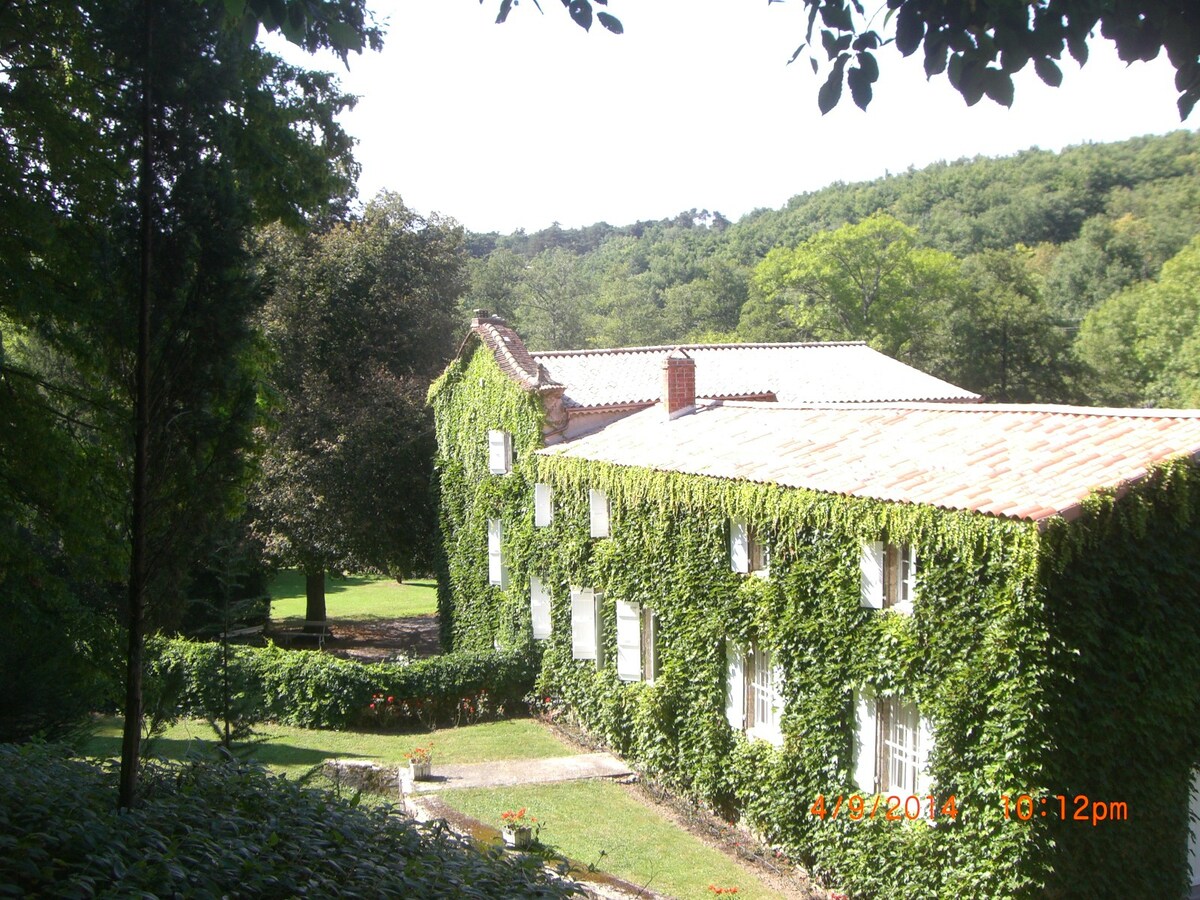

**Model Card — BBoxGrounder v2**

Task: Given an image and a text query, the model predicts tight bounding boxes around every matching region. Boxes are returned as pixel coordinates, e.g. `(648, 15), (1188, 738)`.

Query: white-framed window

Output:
(589, 488), (610, 538)
(730, 519), (770, 577)
(570, 586), (602, 665)
(530, 575), (552, 640)
(854, 689), (933, 795)
(615, 601), (660, 683)
(725, 640), (783, 746)
(642, 606), (659, 685)
(860, 540), (917, 613)
(534, 482), (553, 527)
(487, 518), (507, 588)
(488, 429), (513, 475)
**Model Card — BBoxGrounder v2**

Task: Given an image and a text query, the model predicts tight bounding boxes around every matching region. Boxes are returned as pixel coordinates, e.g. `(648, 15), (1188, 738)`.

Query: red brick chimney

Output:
(662, 348), (696, 418)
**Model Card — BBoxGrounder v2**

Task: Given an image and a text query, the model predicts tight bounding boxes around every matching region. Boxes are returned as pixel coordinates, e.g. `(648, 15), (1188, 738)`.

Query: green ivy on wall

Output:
(431, 347), (1200, 898)
(428, 341), (548, 652)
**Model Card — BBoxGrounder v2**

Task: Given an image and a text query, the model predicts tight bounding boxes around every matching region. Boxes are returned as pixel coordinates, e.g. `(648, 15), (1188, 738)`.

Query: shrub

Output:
(148, 637), (538, 730)
(0, 743), (579, 897)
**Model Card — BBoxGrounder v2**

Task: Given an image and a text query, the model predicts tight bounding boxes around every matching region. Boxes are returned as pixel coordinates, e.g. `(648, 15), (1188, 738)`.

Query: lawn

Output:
(441, 780), (785, 900)
(85, 716), (578, 777)
(268, 569), (437, 621)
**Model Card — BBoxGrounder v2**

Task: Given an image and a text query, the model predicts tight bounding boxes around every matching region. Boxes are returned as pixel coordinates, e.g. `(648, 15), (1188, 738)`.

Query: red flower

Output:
(387, 696), (395, 704)
(369, 703), (376, 709)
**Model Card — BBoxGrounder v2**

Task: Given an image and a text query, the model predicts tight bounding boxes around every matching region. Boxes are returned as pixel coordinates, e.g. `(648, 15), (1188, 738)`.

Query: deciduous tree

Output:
(782, 0), (1200, 118)
(251, 194), (466, 622)
(741, 213), (964, 367)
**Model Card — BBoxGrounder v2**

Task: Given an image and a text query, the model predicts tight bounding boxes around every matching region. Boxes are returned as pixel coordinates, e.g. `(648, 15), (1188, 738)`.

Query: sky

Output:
(270, 1), (1191, 235)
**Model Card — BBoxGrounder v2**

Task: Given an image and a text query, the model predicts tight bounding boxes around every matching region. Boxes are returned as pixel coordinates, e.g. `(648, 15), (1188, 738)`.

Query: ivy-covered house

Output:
(429, 312), (1200, 899)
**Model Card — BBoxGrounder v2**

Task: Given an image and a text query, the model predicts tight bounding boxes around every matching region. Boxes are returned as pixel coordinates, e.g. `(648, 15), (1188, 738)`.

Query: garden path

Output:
(403, 751), (632, 795)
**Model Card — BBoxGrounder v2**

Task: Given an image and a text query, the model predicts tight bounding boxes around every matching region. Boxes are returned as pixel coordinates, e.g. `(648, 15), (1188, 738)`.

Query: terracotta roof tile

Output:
(538, 401), (1200, 526)
(530, 343), (978, 409)
(462, 314), (563, 394)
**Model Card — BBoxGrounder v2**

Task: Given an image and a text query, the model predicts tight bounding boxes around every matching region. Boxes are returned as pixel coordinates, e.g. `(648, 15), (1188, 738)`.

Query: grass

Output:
(441, 780), (784, 900)
(84, 716), (578, 777)
(268, 569), (437, 621)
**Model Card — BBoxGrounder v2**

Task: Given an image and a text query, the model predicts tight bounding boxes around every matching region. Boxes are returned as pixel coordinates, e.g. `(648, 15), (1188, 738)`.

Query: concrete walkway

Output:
(403, 751), (632, 794)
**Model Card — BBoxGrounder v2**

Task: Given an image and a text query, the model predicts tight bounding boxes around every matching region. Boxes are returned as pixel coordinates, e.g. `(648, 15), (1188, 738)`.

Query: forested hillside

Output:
(464, 130), (1200, 406)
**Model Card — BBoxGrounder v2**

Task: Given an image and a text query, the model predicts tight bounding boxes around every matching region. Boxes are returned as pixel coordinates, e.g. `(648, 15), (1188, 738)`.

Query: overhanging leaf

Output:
(924, 33), (948, 76)
(847, 66), (872, 110)
(568, 0), (592, 30)
(856, 50), (879, 83)
(597, 12), (622, 33)
(818, 55), (849, 114)
(1034, 56), (1063, 87)
(818, 2), (853, 32)
(983, 69), (1014, 107)
(1067, 32), (1089, 66)
(895, 5), (923, 56)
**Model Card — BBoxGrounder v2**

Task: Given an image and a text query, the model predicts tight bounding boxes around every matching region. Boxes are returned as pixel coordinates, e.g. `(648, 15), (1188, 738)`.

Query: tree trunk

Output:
(119, 0), (154, 811)
(305, 569), (326, 627)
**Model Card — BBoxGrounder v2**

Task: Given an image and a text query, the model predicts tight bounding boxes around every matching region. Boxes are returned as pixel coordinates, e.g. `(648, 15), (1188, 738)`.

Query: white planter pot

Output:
(501, 825), (532, 850)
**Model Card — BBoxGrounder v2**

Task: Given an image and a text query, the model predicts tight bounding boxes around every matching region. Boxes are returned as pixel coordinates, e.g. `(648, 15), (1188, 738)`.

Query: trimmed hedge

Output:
(149, 638), (538, 729)
(0, 743), (578, 898)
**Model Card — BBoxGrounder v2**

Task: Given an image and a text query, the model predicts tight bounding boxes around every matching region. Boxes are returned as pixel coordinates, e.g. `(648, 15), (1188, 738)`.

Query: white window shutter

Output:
(570, 587), (597, 661)
(488, 430), (511, 474)
(860, 541), (884, 609)
(530, 576), (552, 640)
(616, 600), (642, 682)
(765, 664), (785, 747)
(916, 714), (934, 796)
(854, 690), (878, 793)
(487, 518), (504, 587)
(571, 588), (602, 664)
(589, 488), (610, 538)
(725, 641), (745, 730)
(534, 483), (553, 527)
(904, 547), (919, 611)
(730, 519), (749, 574)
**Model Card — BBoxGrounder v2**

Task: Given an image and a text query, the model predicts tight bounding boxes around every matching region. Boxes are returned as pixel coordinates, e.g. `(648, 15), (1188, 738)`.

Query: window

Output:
(725, 640), (783, 746)
(570, 586), (602, 665)
(730, 519), (770, 577)
(589, 488), (610, 538)
(488, 429), (512, 475)
(487, 518), (507, 588)
(534, 482), (553, 527)
(530, 575), (552, 640)
(860, 541), (916, 612)
(615, 601), (660, 683)
(854, 690), (933, 795)
(642, 607), (659, 684)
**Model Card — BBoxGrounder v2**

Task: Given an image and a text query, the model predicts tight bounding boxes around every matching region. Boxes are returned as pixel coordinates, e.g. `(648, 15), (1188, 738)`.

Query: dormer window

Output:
(488, 429), (512, 475)
(730, 519), (770, 578)
(860, 541), (916, 613)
